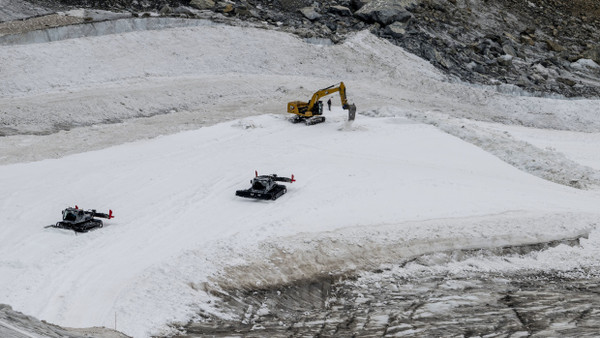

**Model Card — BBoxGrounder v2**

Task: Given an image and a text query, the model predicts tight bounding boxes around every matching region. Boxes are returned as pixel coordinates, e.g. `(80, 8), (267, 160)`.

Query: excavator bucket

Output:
(347, 103), (357, 121)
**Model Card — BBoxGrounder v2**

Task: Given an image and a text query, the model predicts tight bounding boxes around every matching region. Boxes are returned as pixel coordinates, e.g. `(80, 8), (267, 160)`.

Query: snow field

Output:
(1, 109), (600, 336)
(1, 18), (600, 337)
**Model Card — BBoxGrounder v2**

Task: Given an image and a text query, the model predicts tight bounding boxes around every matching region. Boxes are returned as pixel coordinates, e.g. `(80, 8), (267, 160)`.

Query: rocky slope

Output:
(0, 304), (129, 338)
(17, 0), (600, 98)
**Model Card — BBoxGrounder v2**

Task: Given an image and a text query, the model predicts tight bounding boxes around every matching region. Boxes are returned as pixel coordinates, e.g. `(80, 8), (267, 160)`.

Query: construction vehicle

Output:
(46, 206), (114, 232)
(236, 171), (295, 200)
(287, 82), (357, 125)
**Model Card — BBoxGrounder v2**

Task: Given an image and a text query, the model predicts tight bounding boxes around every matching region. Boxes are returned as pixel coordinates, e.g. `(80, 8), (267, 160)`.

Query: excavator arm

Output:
(307, 82), (349, 111)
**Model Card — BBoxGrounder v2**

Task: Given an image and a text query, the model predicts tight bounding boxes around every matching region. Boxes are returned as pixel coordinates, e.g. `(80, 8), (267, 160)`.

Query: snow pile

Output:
(498, 124), (600, 171)
(366, 108), (600, 189)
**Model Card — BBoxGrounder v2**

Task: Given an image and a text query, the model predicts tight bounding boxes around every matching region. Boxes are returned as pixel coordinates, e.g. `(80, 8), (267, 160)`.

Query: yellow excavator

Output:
(287, 82), (356, 125)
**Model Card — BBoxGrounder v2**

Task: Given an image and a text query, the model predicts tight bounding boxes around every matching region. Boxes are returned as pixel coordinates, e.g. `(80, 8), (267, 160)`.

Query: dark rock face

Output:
(183, 272), (600, 337)
(25, 0), (600, 98)
(181, 238), (600, 337)
(384, 0), (600, 98)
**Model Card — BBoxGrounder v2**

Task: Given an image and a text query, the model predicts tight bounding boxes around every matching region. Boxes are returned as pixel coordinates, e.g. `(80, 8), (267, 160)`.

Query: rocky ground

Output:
(181, 272), (600, 337)
(178, 238), (600, 337)
(0, 304), (129, 338)
(9, 0), (600, 98)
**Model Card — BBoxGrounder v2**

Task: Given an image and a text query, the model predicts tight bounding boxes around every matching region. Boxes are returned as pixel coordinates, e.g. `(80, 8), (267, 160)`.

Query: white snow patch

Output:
(571, 58), (600, 71)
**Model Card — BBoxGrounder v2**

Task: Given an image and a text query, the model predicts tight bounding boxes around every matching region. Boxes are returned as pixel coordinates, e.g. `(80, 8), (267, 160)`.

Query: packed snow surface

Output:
(0, 0), (52, 22)
(0, 20), (599, 337)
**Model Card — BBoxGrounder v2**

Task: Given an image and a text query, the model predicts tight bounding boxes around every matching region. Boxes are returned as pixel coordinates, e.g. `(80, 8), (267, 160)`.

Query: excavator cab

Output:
(314, 101), (324, 116)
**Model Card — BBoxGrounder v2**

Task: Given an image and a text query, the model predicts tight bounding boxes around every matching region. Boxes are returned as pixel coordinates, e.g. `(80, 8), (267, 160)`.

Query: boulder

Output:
(580, 47), (600, 64)
(159, 4), (172, 15)
(354, 0), (415, 25)
(533, 63), (550, 79)
(502, 44), (517, 57)
(522, 26), (536, 36)
(473, 63), (487, 74)
(172, 6), (196, 16)
(385, 21), (406, 38)
(520, 34), (535, 46)
(545, 39), (565, 52)
(433, 49), (451, 69)
(351, 0), (371, 10)
(497, 54), (513, 67)
(529, 73), (546, 85)
(557, 77), (576, 87)
(215, 2), (234, 13)
(329, 5), (352, 16)
(299, 7), (321, 21)
(235, 6), (256, 17)
(190, 0), (215, 10)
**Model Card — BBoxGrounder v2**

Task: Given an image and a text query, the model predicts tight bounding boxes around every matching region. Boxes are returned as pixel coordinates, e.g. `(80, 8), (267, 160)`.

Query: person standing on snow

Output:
(327, 98), (332, 111)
